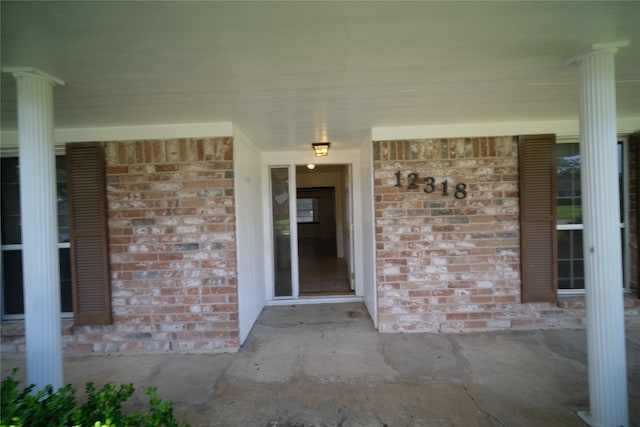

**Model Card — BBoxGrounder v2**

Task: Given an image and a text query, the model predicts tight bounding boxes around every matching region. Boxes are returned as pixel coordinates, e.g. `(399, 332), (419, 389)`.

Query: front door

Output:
(268, 164), (357, 299)
(263, 151), (376, 328)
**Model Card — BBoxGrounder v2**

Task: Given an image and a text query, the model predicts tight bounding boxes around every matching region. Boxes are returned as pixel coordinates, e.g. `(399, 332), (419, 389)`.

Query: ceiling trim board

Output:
(0, 122), (234, 151)
(371, 118), (640, 141)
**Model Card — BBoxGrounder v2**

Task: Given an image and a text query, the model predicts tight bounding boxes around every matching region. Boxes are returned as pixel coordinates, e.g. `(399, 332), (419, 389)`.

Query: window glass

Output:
(1, 158), (21, 245)
(556, 143), (582, 225)
(56, 156), (70, 243)
(59, 248), (73, 312)
(1, 157), (69, 244)
(617, 144), (624, 223)
(271, 167), (292, 297)
(2, 250), (23, 315)
(1, 156), (72, 316)
(296, 198), (319, 224)
(557, 230), (584, 290)
(556, 141), (627, 291)
(1, 248), (72, 314)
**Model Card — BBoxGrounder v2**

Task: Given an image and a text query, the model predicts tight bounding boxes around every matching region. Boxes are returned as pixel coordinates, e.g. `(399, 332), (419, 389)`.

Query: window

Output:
(1, 156), (73, 317)
(1, 142), (111, 325)
(556, 143), (584, 291)
(296, 198), (319, 224)
(556, 140), (629, 293)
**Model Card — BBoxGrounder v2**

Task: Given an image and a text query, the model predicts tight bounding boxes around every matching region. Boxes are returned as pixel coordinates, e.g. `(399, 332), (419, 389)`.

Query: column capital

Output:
(566, 40), (630, 66)
(2, 66), (65, 86)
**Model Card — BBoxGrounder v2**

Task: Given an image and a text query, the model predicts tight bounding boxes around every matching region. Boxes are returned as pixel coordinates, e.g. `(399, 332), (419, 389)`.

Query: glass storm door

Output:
(270, 167), (293, 297)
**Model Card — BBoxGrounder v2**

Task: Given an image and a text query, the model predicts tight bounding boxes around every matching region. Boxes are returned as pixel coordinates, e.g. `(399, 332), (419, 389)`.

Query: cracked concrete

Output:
(2, 302), (639, 426)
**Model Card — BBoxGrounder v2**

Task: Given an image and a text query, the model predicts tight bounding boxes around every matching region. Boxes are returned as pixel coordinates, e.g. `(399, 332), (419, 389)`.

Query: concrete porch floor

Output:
(2, 302), (639, 427)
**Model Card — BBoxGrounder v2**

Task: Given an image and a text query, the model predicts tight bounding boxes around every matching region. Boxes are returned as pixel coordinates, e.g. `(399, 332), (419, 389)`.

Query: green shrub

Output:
(0, 369), (189, 427)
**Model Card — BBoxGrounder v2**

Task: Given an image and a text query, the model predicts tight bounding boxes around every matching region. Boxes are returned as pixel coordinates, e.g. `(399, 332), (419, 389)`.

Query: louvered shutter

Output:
(66, 142), (111, 325)
(519, 134), (557, 303)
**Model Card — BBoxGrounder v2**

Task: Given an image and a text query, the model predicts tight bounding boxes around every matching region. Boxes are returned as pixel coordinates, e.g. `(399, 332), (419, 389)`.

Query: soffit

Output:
(1, 1), (639, 151)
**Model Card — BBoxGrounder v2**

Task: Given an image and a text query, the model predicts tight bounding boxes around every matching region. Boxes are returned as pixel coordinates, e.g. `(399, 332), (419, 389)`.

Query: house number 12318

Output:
(394, 171), (468, 199)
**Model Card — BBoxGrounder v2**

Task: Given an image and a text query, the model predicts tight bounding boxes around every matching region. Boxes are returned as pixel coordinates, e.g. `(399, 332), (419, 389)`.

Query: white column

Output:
(569, 42), (629, 427)
(3, 67), (65, 391)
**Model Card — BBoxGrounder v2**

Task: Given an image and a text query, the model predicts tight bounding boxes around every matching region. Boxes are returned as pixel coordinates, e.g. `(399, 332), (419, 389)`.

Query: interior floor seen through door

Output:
(298, 255), (353, 296)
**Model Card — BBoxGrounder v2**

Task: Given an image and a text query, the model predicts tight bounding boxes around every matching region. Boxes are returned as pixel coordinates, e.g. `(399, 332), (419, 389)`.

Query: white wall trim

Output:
(233, 128), (266, 345)
(0, 122), (233, 152)
(371, 117), (640, 141)
(260, 149), (365, 302)
(232, 125), (260, 152)
(358, 132), (378, 328)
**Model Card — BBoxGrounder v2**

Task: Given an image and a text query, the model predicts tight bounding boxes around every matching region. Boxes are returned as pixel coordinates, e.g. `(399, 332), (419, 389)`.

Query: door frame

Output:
(261, 150), (368, 305)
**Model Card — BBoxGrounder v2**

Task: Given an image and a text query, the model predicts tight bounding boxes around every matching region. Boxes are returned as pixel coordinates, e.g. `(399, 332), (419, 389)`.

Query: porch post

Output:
(569, 43), (629, 427)
(3, 67), (65, 391)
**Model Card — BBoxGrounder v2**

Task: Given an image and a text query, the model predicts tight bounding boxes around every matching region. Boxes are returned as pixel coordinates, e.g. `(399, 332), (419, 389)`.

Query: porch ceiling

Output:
(1, 1), (639, 151)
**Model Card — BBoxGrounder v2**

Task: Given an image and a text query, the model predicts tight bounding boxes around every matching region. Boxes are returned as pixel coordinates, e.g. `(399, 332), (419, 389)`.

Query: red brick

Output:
(97, 138), (239, 354)
(209, 304), (237, 312)
(446, 313), (468, 320)
(494, 296), (517, 303)
(64, 343), (95, 352)
(374, 137), (528, 334)
(200, 294), (226, 304)
(469, 312), (493, 320)
(132, 253), (158, 262)
(106, 166), (129, 174)
(470, 296), (493, 303)
(159, 252), (183, 262)
(464, 321), (487, 328)
(122, 209), (146, 218)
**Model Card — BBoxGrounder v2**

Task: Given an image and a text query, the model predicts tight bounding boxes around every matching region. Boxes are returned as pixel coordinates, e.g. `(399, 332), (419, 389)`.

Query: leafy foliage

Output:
(0, 369), (188, 427)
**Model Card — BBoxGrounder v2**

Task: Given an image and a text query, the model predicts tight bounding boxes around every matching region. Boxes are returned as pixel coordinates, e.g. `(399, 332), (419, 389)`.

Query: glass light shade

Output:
(312, 142), (330, 157)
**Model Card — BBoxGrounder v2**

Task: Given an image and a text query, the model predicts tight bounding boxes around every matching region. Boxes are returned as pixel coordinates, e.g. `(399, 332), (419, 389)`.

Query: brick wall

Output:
(373, 136), (573, 333)
(3, 134), (637, 354)
(68, 137), (238, 353)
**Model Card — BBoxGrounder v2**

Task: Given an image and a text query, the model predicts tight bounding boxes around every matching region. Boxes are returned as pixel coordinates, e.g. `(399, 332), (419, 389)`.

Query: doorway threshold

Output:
(266, 296), (364, 306)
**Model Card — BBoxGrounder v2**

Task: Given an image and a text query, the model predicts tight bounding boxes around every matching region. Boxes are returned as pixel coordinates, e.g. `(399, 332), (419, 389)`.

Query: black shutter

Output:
(519, 134), (557, 303)
(66, 142), (111, 325)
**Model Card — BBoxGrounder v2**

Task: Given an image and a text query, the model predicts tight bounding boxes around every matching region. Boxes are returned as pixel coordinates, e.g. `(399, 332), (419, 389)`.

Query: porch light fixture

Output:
(312, 142), (330, 157)
(306, 164), (316, 170)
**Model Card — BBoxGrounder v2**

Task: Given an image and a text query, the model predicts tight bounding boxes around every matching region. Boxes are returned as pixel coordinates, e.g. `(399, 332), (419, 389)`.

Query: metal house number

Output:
(394, 171), (468, 199)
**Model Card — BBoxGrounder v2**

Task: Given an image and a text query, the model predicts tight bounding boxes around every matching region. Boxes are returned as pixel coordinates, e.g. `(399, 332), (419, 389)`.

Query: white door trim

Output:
(261, 149), (368, 303)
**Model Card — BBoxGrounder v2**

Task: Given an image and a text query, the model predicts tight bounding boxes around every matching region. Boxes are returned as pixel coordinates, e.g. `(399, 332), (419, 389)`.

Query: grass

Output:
(557, 205), (582, 222)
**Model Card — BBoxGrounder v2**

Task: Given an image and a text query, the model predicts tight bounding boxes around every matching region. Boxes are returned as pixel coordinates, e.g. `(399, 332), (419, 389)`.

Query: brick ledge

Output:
(557, 293), (640, 309)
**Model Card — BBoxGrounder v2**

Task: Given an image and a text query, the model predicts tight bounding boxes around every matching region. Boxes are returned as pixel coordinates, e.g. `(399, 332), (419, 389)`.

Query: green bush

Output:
(0, 369), (189, 427)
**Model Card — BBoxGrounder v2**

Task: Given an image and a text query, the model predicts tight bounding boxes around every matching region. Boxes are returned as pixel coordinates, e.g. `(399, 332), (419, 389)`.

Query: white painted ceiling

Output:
(1, 1), (639, 151)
